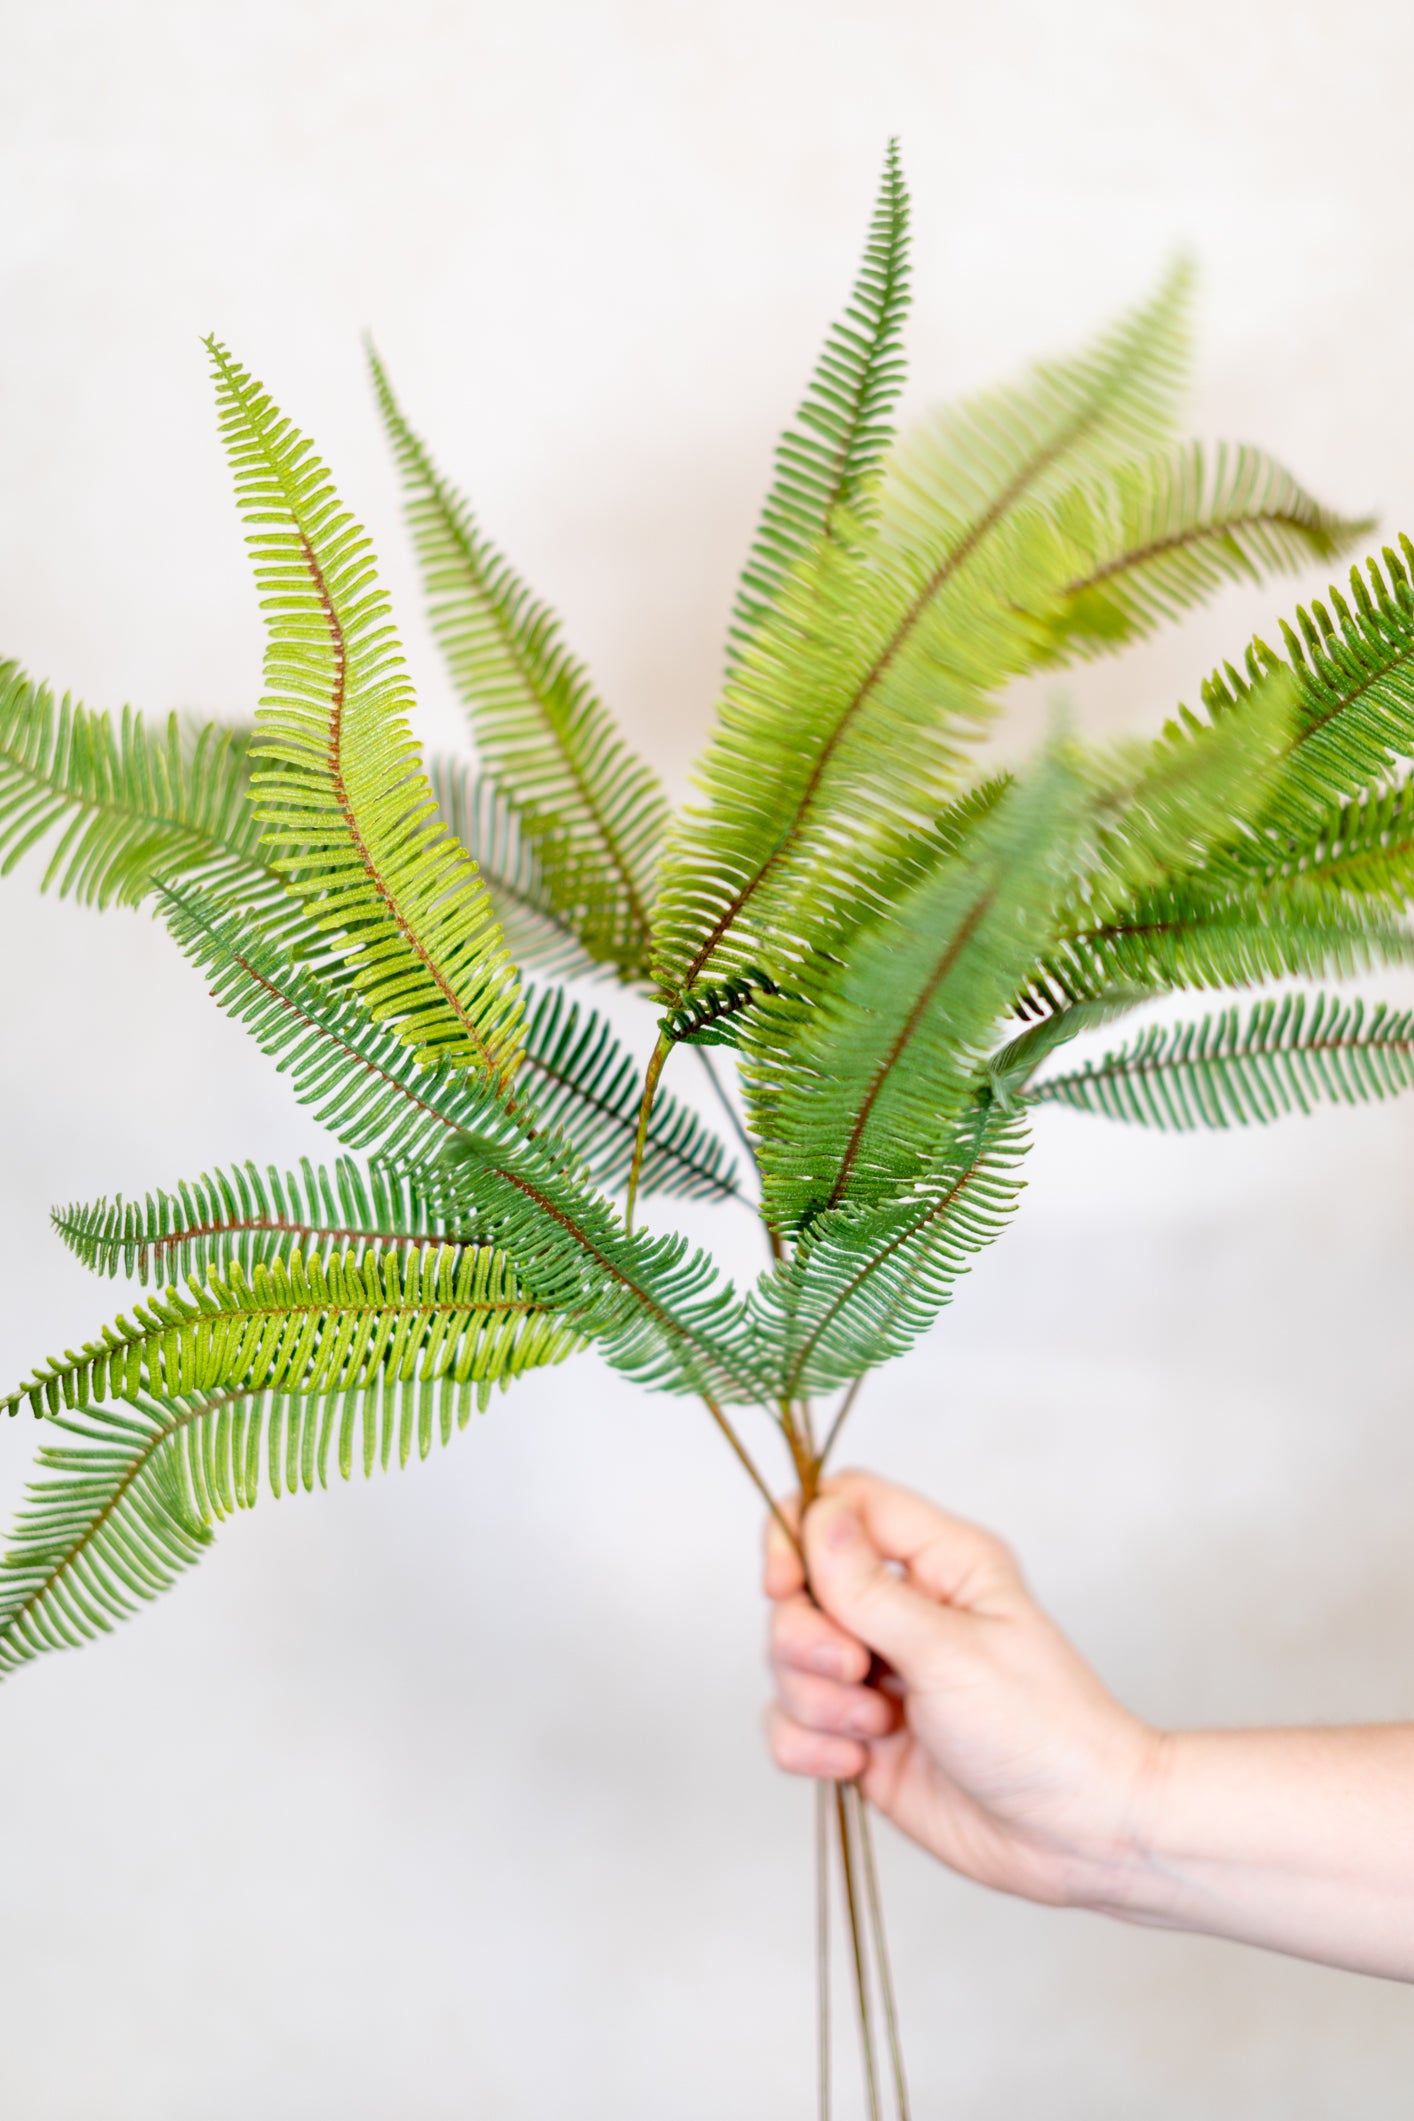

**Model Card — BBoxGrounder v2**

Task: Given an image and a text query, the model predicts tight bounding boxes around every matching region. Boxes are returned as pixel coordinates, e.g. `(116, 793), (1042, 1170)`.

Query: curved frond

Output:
(0, 1346), (577, 1679)
(727, 139), (911, 670)
(429, 755), (598, 981)
(750, 1115), (1029, 1398)
(0, 664), (273, 909)
(653, 272), (1193, 1010)
(4, 1242), (577, 1424)
(370, 349), (667, 979)
(442, 1109), (762, 1403)
(160, 886), (736, 1201)
(208, 339), (523, 1079)
(53, 1155), (469, 1287)
(1016, 443), (1370, 664)
(1031, 991), (1414, 1129)
(745, 756), (1084, 1230)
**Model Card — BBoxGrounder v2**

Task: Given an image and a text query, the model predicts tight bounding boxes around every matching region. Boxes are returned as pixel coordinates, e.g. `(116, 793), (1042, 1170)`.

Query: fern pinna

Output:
(4, 143), (1411, 2109)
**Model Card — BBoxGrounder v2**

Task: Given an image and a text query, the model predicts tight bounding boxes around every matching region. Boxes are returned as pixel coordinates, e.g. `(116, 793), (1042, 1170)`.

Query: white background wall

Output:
(4, 2), (1414, 2113)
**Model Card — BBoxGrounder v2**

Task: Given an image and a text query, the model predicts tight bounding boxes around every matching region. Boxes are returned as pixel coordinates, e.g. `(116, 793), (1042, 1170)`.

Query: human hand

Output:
(764, 1471), (1164, 1914)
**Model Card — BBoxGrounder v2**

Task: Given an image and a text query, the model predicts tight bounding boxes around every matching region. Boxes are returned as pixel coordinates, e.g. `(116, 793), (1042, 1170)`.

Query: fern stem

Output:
(699, 1393), (801, 1562)
(856, 1788), (910, 2120)
(835, 1779), (882, 2121)
(625, 1030), (673, 1233)
(817, 1778), (833, 2121)
(819, 1373), (867, 1471)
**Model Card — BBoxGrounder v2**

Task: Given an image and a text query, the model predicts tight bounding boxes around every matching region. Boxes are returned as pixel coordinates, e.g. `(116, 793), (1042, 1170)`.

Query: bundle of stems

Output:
(8, 141), (1414, 2102)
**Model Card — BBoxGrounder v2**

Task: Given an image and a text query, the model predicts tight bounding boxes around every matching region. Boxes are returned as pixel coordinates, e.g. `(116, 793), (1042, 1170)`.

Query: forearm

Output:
(1096, 1725), (1414, 1981)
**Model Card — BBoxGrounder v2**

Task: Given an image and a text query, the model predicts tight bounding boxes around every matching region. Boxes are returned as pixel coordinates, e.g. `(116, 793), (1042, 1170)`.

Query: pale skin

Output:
(764, 1472), (1414, 1982)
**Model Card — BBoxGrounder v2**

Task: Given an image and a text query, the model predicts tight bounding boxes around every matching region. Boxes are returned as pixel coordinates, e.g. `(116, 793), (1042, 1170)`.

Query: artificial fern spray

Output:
(7, 141), (1414, 2107)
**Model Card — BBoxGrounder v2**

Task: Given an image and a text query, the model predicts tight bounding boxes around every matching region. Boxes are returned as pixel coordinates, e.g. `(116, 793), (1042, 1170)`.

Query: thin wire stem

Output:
(855, 1789), (910, 2121)
(699, 1392), (802, 1562)
(692, 1044), (759, 1172)
(625, 1028), (673, 1232)
(835, 1780), (882, 2121)
(819, 1370), (868, 1471)
(816, 1778), (832, 2121)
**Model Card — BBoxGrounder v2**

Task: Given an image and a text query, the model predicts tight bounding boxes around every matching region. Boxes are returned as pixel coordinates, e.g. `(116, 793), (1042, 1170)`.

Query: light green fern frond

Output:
(3, 1241), (578, 1423)
(727, 138), (911, 670)
(879, 262), (1193, 560)
(208, 339), (523, 1079)
(1015, 443), (1371, 664)
(0, 664), (273, 909)
(53, 1155), (469, 1287)
(369, 349), (667, 980)
(0, 1341), (577, 1677)
(1030, 991), (1414, 1129)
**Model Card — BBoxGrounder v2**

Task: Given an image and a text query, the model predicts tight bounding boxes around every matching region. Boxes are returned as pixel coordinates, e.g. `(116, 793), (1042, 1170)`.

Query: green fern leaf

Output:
(745, 754), (1085, 1230)
(208, 339), (523, 1079)
(160, 885), (737, 1201)
(0, 1351), (576, 1677)
(750, 1113), (1029, 1398)
(369, 349), (668, 979)
(3, 1242), (578, 1422)
(653, 270), (1193, 1010)
(0, 663), (273, 909)
(442, 1109), (762, 1403)
(1030, 991), (1414, 1129)
(1015, 443), (1371, 663)
(727, 138), (911, 669)
(428, 755), (597, 981)
(53, 1155), (472, 1287)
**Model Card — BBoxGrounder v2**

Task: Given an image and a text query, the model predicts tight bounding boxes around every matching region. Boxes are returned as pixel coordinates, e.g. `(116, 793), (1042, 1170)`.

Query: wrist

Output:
(1056, 1719), (1186, 1922)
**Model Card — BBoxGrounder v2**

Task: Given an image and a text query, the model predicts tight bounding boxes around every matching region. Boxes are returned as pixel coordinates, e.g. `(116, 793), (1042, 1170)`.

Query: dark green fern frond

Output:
(0, 1343), (578, 1677)
(727, 139), (911, 669)
(3, 1242), (578, 1422)
(750, 1113), (1029, 1398)
(0, 664), (274, 909)
(208, 339), (523, 1080)
(1031, 991), (1414, 1129)
(428, 756), (598, 981)
(442, 1111), (762, 1403)
(1219, 779), (1414, 906)
(370, 349), (668, 980)
(1017, 443), (1371, 664)
(53, 1155), (469, 1288)
(160, 886), (736, 1202)
(659, 966), (781, 1050)
(745, 755), (1085, 1230)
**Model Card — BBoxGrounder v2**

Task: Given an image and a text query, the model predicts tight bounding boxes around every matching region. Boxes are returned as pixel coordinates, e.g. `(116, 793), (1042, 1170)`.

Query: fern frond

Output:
(428, 756), (597, 981)
(745, 755), (1084, 1230)
(0, 1345), (577, 1677)
(750, 1114), (1029, 1397)
(160, 886), (736, 1201)
(208, 339), (523, 1079)
(442, 1110), (762, 1402)
(880, 262), (1193, 560)
(53, 1155), (469, 1288)
(653, 272), (1193, 1010)
(0, 664), (273, 909)
(1031, 992), (1414, 1129)
(3, 1242), (577, 1422)
(369, 349), (667, 979)
(1219, 778), (1414, 906)
(1016, 443), (1371, 664)
(727, 139), (911, 669)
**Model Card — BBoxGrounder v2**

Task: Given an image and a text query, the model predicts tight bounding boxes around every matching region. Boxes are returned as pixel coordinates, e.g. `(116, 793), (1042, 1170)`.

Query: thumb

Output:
(805, 1494), (952, 1683)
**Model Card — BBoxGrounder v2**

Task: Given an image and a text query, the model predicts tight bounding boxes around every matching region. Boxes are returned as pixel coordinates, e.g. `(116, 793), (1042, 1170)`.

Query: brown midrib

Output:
(681, 413), (1095, 992)
(290, 529), (502, 1078)
(826, 890), (994, 1210)
(1053, 505), (1324, 601)
(1051, 1025), (1414, 1092)
(422, 454), (653, 946)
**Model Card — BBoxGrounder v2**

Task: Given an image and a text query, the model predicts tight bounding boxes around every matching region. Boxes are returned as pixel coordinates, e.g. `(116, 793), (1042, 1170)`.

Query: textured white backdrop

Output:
(4, 2), (1414, 2113)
